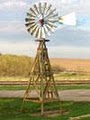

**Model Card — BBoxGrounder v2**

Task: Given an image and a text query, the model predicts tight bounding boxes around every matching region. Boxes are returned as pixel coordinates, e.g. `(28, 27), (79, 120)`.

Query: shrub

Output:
(0, 54), (32, 77)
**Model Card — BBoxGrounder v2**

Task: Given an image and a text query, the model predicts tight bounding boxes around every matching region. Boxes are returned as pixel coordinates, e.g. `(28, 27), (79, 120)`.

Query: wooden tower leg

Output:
(21, 39), (60, 115)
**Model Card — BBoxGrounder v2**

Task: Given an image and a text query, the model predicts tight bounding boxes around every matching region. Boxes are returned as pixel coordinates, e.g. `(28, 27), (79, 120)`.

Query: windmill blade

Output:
(27, 23), (37, 33)
(46, 24), (52, 32)
(29, 23), (37, 29)
(39, 2), (42, 15)
(46, 21), (57, 32)
(41, 27), (45, 38)
(39, 3), (45, 17)
(33, 4), (39, 14)
(27, 27), (30, 32)
(35, 27), (40, 38)
(46, 13), (58, 20)
(30, 7), (37, 16)
(26, 19), (35, 23)
(40, 27), (43, 38)
(42, 2), (47, 16)
(43, 25), (50, 36)
(35, 26), (41, 39)
(45, 24), (55, 33)
(37, 26), (46, 39)
(32, 25), (38, 32)
(59, 12), (76, 26)
(47, 19), (58, 23)
(25, 22), (35, 27)
(45, 8), (56, 19)
(27, 12), (36, 18)
(25, 17), (35, 22)
(45, 4), (52, 15)
(26, 23), (36, 32)
(43, 2), (48, 16)
(30, 25), (38, 36)
(47, 21), (57, 28)
(38, 26), (45, 39)
(37, 27), (42, 39)
(25, 19), (35, 25)
(33, 26), (39, 37)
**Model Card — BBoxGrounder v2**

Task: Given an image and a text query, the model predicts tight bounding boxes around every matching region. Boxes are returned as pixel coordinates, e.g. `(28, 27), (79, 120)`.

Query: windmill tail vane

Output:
(59, 12), (77, 26)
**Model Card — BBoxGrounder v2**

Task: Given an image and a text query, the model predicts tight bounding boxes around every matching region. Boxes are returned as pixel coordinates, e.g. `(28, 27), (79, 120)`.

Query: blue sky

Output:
(0, 0), (90, 59)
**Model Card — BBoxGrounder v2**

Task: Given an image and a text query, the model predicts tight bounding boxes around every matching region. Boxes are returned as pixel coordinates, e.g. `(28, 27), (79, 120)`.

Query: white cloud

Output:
(60, 0), (80, 4)
(0, 0), (90, 15)
(38, 0), (90, 15)
(0, 40), (37, 56)
(0, 21), (25, 33)
(0, 0), (28, 10)
(49, 45), (90, 58)
(0, 40), (90, 59)
(0, 0), (90, 59)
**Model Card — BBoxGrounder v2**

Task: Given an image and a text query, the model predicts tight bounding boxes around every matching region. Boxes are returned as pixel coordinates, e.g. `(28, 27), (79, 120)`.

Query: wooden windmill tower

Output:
(21, 2), (76, 115)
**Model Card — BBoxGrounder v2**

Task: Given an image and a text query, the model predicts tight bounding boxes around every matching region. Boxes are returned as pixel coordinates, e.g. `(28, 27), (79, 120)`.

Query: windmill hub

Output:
(39, 19), (44, 27)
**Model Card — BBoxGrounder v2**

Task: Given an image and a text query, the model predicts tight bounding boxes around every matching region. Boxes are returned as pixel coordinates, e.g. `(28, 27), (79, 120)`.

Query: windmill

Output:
(21, 2), (76, 115)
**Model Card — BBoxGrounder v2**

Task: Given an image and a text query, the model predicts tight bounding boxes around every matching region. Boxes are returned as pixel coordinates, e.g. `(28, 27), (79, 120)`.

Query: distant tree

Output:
(0, 54), (32, 77)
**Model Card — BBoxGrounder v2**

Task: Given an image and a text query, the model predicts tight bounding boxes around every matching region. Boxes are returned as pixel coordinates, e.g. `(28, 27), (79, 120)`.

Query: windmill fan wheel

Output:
(25, 2), (58, 39)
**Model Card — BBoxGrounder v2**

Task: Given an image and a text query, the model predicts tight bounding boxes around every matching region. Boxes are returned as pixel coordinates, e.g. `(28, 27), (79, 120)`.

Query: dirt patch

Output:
(70, 114), (90, 120)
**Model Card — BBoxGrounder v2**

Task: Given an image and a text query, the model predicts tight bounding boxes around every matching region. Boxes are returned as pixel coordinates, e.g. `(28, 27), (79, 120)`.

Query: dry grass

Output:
(50, 58), (90, 73)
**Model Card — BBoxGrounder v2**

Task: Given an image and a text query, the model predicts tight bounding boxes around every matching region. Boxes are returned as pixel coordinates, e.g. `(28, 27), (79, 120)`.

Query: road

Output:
(0, 90), (90, 102)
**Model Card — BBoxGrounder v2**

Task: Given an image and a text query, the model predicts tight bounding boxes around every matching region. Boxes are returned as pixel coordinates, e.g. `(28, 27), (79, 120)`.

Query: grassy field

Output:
(0, 71), (90, 81)
(54, 72), (90, 80)
(0, 55), (90, 120)
(0, 84), (90, 120)
(0, 84), (90, 91)
(51, 58), (90, 73)
(0, 54), (90, 80)
(0, 76), (29, 81)
(0, 99), (90, 120)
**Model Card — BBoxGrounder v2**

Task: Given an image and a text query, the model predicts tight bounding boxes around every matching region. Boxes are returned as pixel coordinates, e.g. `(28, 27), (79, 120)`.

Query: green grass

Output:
(81, 118), (90, 120)
(0, 99), (90, 120)
(0, 85), (90, 91)
(57, 84), (90, 90)
(0, 85), (27, 90)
